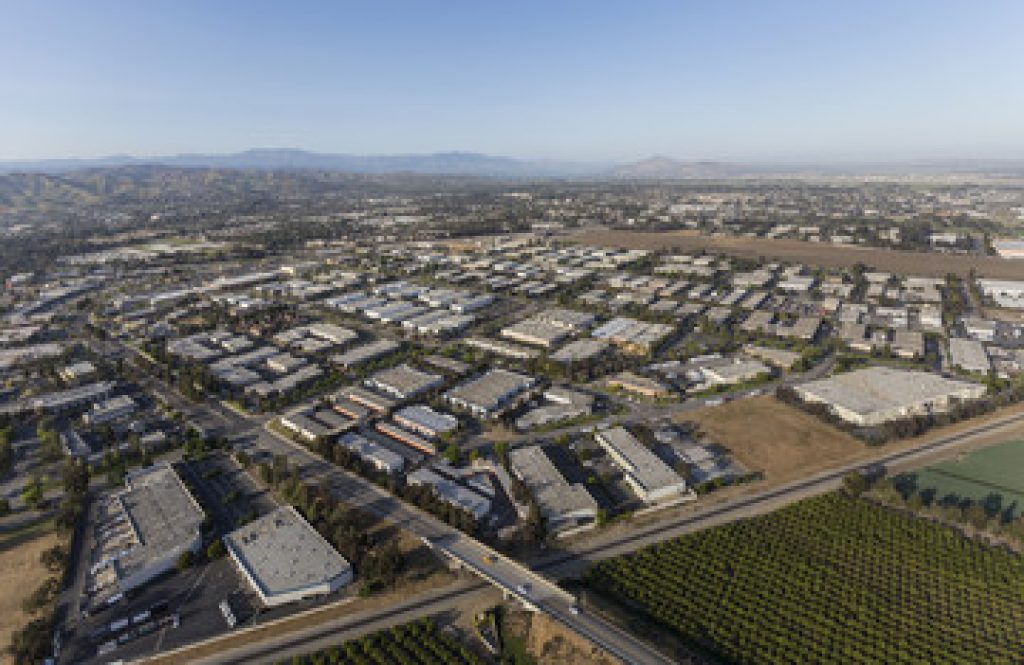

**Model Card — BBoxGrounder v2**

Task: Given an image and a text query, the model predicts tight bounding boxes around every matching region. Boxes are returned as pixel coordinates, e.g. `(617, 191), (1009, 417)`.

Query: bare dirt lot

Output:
(679, 396), (864, 483)
(678, 396), (1024, 486)
(502, 607), (620, 665)
(0, 520), (59, 665)
(575, 229), (1024, 279)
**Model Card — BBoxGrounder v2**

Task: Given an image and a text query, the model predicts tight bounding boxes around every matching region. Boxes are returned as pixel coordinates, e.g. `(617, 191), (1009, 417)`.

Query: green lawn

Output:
(910, 438), (1024, 515)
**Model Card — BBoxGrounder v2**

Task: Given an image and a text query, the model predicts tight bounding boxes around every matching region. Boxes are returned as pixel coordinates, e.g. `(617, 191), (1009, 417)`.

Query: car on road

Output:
(569, 605), (581, 615)
(516, 583), (530, 596)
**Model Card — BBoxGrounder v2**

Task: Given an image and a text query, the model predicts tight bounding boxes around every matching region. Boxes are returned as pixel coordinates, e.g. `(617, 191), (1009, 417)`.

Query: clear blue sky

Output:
(2, 0), (1023, 162)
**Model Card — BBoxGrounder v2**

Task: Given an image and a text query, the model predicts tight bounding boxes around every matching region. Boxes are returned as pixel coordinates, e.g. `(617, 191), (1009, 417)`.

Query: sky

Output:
(2, 0), (1023, 163)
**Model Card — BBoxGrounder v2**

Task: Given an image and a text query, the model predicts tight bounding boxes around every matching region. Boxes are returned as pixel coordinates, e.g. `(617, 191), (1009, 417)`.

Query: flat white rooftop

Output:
(224, 505), (352, 606)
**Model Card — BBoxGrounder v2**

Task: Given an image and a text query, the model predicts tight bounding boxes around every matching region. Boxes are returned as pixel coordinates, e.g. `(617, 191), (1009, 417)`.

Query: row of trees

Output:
(248, 453), (405, 595)
(275, 616), (484, 665)
(295, 431), (483, 537)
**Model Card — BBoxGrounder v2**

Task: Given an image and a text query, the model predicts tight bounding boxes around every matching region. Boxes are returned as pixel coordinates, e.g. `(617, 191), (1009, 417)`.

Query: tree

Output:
(21, 577), (60, 614)
(0, 497), (9, 516)
(443, 444), (461, 467)
(0, 427), (14, 475)
(176, 550), (194, 571)
(7, 615), (53, 665)
(39, 544), (68, 573)
(207, 539), (226, 560)
(493, 441), (509, 466)
(842, 472), (867, 498)
(21, 477), (44, 510)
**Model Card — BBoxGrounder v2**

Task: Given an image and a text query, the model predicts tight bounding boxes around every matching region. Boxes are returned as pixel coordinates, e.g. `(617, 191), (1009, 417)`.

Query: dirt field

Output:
(679, 396), (864, 483)
(575, 229), (1024, 279)
(502, 607), (620, 665)
(0, 521), (60, 665)
(678, 396), (1024, 487)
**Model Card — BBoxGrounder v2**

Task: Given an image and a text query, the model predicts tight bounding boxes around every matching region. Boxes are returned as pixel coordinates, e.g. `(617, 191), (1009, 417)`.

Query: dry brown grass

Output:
(679, 396), (864, 483)
(575, 229), (1024, 279)
(0, 523), (60, 665)
(678, 396), (1024, 486)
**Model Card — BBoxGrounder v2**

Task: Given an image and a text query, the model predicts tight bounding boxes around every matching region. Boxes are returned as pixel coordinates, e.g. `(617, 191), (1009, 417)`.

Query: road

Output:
(111, 337), (673, 665)
(252, 422), (675, 665)
(165, 400), (1024, 665)
(118, 335), (1021, 665)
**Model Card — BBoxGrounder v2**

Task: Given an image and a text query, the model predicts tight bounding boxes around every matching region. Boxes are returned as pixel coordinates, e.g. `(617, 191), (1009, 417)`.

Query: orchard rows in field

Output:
(278, 618), (484, 665)
(586, 493), (1024, 664)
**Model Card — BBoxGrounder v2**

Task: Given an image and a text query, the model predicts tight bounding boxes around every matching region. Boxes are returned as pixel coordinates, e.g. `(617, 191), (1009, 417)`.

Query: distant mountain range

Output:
(1, 148), (1024, 178)
(0, 149), (597, 178)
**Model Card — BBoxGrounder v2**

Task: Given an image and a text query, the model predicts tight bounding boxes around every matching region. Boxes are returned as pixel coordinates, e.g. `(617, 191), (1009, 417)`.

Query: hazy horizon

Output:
(3, 1), (1024, 162)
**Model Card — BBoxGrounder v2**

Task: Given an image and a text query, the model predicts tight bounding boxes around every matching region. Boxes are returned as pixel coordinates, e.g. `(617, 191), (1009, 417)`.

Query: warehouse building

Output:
(406, 467), (491, 520)
(595, 426), (687, 503)
(393, 405), (459, 439)
(100, 464), (205, 593)
(508, 446), (598, 531)
(948, 337), (991, 374)
(532, 307), (596, 331)
(462, 337), (540, 360)
(445, 369), (537, 418)
(337, 432), (406, 474)
(794, 367), (987, 426)
(59, 360), (97, 383)
(224, 506), (353, 608)
(375, 421), (437, 456)
(82, 395), (137, 426)
(330, 339), (401, 369)
(550, 338), (611, 363)
(591, 317), (674, 355)
(364, 364), (444, 400)
(500, 319), (570, 349)
(29, 381), (116, 414)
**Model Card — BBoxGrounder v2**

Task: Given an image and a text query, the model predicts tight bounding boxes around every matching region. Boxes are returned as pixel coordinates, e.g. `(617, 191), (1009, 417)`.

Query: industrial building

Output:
(948, 337), (991, 374)
(224, 505), (354, 608)
(515, 387), (594, 430)
(364, 364), (444, 400)
(500, 319), (571, 349)
(444, 369), (537, 418)
(82, 395), (137, 426)
(550, 339), (611, 363)
(337, 432), (406, 473)
(330, 339), (401, 369)
(794, 367), (987, 426)
(393, 405), (459, 439)
(375, 421), (437, 456)
(531, 307), (596, 331)
(591, 317), (674, 355)
(94, 464), (204, 595)
(406, 466), (491, 520)
(595, 426), (687, 503)
(508, 446), (598, 531)
(59, 360), (97, 383)
(28, 381), (116, 414)
(605, 371), (672, 398)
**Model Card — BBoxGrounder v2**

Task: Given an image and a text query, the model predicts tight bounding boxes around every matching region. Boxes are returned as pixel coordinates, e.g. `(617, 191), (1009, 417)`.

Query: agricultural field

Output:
(586, 493), (1024, 665)
(678, 396), (863, 482)
(574, 229), (1024, 279)
(276, 617), (485, 665)
(906, 438), (1024, 517)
